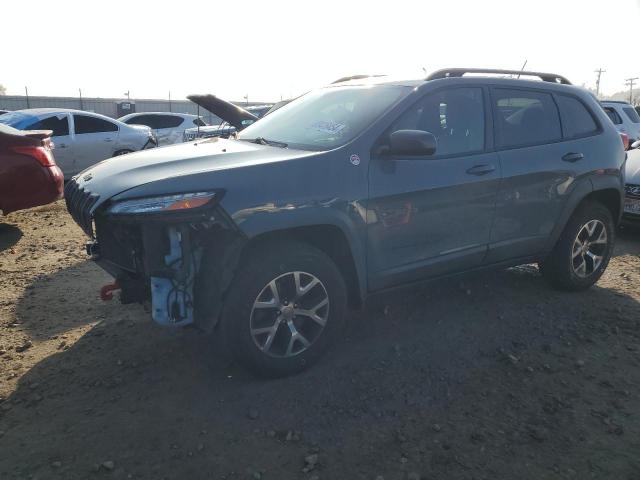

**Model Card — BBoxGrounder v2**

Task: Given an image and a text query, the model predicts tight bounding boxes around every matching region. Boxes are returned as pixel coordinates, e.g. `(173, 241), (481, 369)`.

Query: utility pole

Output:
(25, 86), (30, 108)
(168, 90), (172, 112)
(594, 68), (606, 98)
(625, 77), (638, 104)
(79, 88), (84, 110)
(123, 90), (130, 101)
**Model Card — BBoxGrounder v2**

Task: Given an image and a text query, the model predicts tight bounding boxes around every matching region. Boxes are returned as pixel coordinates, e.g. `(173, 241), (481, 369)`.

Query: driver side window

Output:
(389, 87), (485, 156)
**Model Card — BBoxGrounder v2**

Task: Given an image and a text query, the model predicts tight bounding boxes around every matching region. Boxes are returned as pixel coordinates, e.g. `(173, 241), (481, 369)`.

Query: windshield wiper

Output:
(243, 137), (288, 148)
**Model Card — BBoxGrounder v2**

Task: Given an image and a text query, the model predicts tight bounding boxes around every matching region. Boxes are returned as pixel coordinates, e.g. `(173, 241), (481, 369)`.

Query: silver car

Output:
(0, 108), (156, 177)
(601, 101), (640, 143)
(118, 112), (206, 146)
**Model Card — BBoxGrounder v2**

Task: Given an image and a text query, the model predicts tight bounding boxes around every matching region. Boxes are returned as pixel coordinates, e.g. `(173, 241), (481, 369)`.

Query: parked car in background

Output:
(66, 68), (624, 377)
(601, 100), (640, 142)
(623, 142), (640, 224)
(118, 112), (206, 146)
(0, 109), (156, 178)
(0, 124), (63, 215)
(182, 95), (272, 141)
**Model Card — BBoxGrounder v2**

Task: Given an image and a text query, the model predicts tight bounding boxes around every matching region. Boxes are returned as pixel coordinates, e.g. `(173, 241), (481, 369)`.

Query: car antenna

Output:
(517, 60), (528, 79)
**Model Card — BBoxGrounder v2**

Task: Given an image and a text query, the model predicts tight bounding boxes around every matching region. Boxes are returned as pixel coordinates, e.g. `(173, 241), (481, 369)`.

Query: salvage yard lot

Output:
(1, 201), (640, 479)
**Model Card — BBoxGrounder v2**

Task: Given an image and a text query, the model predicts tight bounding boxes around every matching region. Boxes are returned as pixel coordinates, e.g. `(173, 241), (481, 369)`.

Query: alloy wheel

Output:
(572, 219), (608, 278)
(250, 271), (329, 358)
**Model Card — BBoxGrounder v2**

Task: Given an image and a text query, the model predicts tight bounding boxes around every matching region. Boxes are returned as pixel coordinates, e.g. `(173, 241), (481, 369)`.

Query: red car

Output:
(0, 124), (64, 215)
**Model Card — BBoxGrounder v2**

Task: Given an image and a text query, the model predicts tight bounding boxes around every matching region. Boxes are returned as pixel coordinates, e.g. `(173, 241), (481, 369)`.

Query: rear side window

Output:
(604, 107), (622, 125)
(493, 88), (561, 148)
(155, 115), (184, 128)
(74, 115), (118, 134)
(193, 118), (206, 126)
(124, 115), (154, 127)
(556, 95), (598, 139)
(24, 115), (70, 137)
(623, 107), (640, 123)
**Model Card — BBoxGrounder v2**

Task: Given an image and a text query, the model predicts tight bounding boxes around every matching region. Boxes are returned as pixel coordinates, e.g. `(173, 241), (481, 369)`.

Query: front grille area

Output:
(64, 180), (99, 236)
(625, 184), (640, 199)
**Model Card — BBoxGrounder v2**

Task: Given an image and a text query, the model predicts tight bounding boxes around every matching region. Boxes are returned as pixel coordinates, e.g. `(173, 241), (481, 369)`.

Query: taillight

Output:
(620, 132), (630, 151)
(10, 145), (56, 167)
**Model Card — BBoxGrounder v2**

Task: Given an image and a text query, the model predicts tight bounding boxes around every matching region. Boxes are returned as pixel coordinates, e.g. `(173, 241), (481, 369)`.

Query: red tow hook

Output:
(100, 282), (120, 301)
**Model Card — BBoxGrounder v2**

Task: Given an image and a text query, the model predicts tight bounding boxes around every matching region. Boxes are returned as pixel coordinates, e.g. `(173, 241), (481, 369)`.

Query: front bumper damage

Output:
(66, 181), (245, 331)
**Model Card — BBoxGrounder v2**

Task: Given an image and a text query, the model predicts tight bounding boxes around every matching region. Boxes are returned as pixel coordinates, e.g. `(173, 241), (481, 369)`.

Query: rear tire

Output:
(539, 201), (614, 291)
(218, 240), (347, 378)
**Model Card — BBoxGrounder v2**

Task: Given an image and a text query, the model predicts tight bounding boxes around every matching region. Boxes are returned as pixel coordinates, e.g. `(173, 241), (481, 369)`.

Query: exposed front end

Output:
(64, 179), (244, 330)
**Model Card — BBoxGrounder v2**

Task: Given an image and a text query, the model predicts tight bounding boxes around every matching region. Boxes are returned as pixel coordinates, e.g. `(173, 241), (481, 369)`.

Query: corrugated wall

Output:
(0, 95), (270, 125)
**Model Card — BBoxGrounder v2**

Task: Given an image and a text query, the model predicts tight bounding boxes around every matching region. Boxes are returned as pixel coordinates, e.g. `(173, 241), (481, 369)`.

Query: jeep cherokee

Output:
(65, 68), (626, 377)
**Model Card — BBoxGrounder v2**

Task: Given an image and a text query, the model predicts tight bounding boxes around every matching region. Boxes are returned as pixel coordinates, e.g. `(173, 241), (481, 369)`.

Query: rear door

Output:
(367, 86), (501, 290)
(154, 115), (185, 145)
(72, 114), (119, 172)
(487, 87), (598, 263)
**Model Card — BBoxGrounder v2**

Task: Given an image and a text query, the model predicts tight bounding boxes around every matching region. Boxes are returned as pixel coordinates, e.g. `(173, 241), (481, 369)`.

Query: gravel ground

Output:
(1, 200), (640, 480)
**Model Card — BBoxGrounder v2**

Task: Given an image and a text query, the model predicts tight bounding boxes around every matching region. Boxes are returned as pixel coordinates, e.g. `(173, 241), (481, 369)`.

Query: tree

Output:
(0, 84), (6, 95)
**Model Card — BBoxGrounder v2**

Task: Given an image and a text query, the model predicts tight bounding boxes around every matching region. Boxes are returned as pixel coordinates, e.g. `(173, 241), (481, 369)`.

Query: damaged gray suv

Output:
(66, 68), (626, 377)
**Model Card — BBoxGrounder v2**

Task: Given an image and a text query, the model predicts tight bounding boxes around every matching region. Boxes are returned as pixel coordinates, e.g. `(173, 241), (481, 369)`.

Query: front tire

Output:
(218, 241), (347, 377)
(539, 201), (614, 291)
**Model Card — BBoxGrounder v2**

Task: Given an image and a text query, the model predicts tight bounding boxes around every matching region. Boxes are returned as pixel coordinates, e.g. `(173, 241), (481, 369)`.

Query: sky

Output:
(3, 0), (640, 102)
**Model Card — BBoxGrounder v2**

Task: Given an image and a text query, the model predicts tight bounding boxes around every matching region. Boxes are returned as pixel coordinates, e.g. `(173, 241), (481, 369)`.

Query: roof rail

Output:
(426, 68), (572, 85)
(331, 74), (385, 84)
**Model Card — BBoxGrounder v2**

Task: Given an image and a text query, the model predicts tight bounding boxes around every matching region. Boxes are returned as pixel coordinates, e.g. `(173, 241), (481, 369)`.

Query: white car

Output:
(601, 101), (640, 142)
(0, 108), (156, 178)
(118, 112), (206, 146)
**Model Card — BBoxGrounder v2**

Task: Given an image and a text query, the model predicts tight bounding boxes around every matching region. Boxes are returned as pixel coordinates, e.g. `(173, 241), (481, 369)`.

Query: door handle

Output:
(104, 138), (113, 142)
(562, 152), (584, 163)
(57, 143), (67, 148)
(466, 164), (496, 176)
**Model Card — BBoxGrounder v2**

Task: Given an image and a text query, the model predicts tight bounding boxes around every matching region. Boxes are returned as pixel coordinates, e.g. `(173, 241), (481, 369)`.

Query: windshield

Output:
(237, 85), (410, 150)
(0, 111), (40, 129)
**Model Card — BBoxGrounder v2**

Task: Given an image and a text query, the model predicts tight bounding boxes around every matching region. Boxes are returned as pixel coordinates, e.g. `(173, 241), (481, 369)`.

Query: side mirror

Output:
(632, 140), (640, 150)
(388, 129), (437, 156)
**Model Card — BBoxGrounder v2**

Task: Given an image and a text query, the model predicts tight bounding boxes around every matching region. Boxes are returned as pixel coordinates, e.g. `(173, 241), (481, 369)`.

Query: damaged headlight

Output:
(107, 192), (216, 215)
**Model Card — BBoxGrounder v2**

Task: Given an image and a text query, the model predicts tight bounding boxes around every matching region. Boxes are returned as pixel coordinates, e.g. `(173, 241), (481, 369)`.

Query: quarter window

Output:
(556, 95), (598, 139)
(493, 89), (561, 148)
(74, 114), (118, 134)
(193, 118), (206, 127)
(388, 87), (485, 156)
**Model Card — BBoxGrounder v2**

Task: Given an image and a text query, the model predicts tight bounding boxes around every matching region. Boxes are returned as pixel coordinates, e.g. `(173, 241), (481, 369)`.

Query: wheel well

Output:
(583, 188), (621, 220)
(243, 225), (362, 308)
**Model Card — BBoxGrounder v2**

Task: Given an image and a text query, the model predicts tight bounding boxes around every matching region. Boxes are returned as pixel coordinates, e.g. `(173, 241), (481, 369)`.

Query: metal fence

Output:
(0, 95), (269, 126)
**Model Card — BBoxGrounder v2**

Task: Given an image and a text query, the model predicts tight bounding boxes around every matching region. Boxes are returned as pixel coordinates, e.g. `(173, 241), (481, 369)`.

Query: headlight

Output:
(107, 192), (216, 215)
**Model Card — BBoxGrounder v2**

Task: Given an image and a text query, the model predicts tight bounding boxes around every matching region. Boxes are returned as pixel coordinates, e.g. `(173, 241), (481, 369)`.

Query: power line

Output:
(594, 68), (606, 98)
(625, 77), (639, 104)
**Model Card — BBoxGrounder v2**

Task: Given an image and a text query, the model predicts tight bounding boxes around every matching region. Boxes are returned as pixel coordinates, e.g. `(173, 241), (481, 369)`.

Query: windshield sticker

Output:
(308, 120), (346, 135)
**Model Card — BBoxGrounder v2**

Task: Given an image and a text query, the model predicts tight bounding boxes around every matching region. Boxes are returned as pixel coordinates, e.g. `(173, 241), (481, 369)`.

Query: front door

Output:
(367, 86), (501, 291)
(33, 113), (74, 177)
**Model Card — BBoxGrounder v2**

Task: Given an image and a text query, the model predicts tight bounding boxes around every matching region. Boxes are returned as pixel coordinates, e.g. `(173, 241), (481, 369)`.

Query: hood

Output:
(626, 148), (640, 184)
(187, 94), (258, 130)
(73, 137), (313, 210)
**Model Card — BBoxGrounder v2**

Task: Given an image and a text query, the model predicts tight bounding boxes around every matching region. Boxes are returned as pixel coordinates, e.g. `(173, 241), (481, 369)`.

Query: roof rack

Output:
(331, 74), (385, 84)
(426, 68), (572, 85)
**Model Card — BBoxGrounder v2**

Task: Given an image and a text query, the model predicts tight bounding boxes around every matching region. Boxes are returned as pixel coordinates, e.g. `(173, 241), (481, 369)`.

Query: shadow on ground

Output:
(0, 223), (22, 253)
(2, 260), (640, 479)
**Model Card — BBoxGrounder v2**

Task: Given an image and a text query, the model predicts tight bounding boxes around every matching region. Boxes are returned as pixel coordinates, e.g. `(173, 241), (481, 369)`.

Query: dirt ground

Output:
(1, 200), (640, 480)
